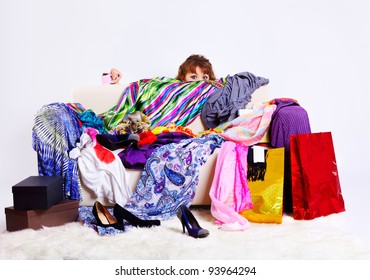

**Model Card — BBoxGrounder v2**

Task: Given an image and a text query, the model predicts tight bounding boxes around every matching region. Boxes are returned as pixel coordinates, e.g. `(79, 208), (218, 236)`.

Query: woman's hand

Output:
(110, 68), (122, 84)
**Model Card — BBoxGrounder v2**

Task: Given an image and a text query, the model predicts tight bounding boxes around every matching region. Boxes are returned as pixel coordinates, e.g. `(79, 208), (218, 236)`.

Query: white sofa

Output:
(73, 84), (270, 206)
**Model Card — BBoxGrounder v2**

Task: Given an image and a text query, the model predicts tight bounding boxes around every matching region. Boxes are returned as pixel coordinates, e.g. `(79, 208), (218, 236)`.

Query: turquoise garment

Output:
(78, 109), (107, 134)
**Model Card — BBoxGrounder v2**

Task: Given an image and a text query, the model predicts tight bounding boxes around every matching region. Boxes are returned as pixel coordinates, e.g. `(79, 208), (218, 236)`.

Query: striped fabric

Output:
(32, 103), (82, 200)
(66, 102), (86, 113)
(100, 77), (225, 131)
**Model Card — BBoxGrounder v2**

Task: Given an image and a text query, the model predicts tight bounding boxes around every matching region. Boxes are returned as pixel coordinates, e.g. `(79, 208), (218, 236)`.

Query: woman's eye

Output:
(203, 75), (209, 80)
(190, 75), (197, 80)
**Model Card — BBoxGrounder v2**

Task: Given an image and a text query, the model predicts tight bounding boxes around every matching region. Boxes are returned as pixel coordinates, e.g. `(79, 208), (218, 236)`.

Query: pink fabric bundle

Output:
(209, 141), (253, 231)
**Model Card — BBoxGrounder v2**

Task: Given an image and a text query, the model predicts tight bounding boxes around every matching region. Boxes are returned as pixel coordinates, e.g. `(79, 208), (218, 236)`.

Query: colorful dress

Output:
(32, 103), (81, 200)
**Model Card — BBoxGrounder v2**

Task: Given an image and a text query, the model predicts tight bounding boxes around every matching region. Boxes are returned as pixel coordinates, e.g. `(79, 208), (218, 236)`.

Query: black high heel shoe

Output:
(113, 203), (161, 228)
(92, 201), (124, 230)
(177, 205), (209, 238)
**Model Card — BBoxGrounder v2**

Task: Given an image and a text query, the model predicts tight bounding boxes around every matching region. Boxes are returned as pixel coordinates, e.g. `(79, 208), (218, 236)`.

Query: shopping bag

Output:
(241, 147), (285, 224)
(290, 132), (345, 220)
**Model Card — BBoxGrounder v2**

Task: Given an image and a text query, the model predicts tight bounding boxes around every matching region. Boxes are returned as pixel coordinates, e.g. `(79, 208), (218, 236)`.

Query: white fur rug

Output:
(1, 209), (370, 260)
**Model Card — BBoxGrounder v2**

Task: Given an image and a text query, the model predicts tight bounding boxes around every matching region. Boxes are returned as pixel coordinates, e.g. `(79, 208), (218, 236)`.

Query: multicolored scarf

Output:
(99, 77), (225, 131)
(215, 103), (276, 146)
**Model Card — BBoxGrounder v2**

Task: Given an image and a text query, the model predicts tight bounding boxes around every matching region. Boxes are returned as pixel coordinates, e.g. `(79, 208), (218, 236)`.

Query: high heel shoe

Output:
(113, 203), (160, 228)
(177, 204), (209, 238)
(92, 201), (124, 230)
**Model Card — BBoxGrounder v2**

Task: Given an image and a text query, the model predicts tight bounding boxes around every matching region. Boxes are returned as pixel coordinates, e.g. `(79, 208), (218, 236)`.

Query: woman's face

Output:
(184, 66), (209, 82)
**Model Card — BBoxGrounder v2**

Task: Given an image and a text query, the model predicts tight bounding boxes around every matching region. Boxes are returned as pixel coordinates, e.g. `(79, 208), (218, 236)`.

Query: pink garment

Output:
(209, 141), (253, 231)
(217, 103), (276, 146)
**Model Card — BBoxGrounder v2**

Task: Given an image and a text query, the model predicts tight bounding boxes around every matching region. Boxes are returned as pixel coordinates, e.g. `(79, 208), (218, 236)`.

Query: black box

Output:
(12, 176), (63, 210)
(5, 199), (79, 232)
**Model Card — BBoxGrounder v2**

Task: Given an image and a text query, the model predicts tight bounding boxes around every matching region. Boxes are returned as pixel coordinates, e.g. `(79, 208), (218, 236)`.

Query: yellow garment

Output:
(151, 125), (196, 137)
(240, 147), (285, 224)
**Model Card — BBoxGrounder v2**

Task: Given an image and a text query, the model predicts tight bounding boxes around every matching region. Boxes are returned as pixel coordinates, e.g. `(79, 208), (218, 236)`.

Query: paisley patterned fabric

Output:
(78, 206), (128, 235)
(124, 134), (225, 220)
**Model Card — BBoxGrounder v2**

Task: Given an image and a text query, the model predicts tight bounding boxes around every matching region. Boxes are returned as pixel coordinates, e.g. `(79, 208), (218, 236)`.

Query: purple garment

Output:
(118, 132), (192, 169)
(269, 98), (311, 150)
(269, 98), (311, 213)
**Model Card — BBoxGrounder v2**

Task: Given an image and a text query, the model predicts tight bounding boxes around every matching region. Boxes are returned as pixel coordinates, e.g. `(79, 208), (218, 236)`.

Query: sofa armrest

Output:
(72, 84), (125, 114)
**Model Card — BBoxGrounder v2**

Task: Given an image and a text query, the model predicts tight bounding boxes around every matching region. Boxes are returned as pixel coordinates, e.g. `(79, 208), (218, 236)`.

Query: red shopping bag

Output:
(290, 132), (345, 220)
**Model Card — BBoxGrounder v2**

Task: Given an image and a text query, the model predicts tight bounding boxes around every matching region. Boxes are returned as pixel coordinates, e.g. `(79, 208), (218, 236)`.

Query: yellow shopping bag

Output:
(240, 147), (285, 224)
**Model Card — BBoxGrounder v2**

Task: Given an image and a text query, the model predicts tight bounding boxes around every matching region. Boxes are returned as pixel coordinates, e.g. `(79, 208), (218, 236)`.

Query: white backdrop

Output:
(1, 0), (369, 240)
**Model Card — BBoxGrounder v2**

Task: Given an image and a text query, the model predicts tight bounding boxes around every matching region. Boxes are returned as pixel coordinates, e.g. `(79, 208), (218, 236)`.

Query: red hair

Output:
(176, 54), (216, 81)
